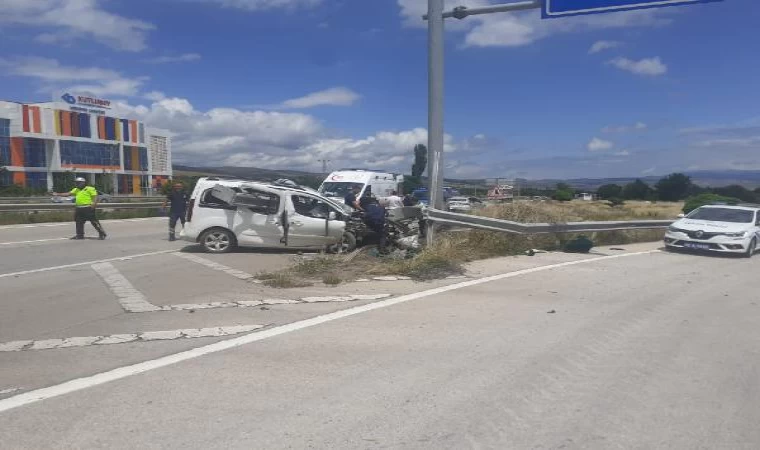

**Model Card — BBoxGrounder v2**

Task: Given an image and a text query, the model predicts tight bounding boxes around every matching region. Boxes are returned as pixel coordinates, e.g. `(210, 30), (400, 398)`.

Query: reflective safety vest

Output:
(70, 186), (98, 207)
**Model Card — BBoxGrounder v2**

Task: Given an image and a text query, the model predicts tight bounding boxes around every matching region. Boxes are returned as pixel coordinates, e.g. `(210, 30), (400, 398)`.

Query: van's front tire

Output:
(200, 228), (235, 253)
(327, 231), (357, 254)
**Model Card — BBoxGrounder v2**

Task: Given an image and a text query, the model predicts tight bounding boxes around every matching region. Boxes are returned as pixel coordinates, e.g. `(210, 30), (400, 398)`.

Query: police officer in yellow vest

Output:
(53, 177), (107, 240)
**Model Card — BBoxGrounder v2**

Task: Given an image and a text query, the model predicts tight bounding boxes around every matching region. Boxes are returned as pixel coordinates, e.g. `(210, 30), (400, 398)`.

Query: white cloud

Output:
(112, 96), (474, 172)
(144, 91), (167, 101)
(192, 0), (321, 11)
(588, 137), (614, 152)
(0, 57), (147, 97)
(608, 57), (667, 76)
(602, 122), (648, 133)
(695, 137), (760, 148)
(281, 87), (361, 109)
(143, 53), (202, 64)
(0, 0), (155, 52)
(398, 0), (671, 48)
(589, 40), (621, 54)
(260, 87), (361, 110)
(614, 150), (631, 156)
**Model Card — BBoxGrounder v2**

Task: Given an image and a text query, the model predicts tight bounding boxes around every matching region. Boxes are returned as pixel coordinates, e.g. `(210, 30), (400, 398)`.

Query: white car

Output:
(446, 196), (484, 212)
(181, 177), (348, 253)
(664, 204), (760, 257)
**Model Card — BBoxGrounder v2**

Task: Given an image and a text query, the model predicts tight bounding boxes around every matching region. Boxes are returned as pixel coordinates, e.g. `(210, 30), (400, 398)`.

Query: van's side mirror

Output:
(328, 211), (337, 221)
(677, 213), (685, 219)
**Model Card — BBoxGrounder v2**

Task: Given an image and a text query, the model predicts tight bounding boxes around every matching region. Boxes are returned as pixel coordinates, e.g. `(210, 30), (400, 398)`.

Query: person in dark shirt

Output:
(363, 197), (387, 253)
(163, 183), (189, 241)
(402, 193), (418, 206)
(344, 185), (362, 210)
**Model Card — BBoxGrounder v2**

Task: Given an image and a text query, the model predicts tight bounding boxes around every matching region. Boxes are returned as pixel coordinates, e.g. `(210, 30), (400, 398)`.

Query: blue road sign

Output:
(542, 0), (721, 19)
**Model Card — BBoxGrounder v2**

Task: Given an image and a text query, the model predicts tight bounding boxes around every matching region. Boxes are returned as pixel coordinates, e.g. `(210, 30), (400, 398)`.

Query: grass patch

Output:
(254, 200), (672, 285)
(254, 271), (278, 281)
(291, 255), (340, 276)
(261, 273), (312, 288)
(479, 200), (682, 223)
(255, 256), (342, 288)
(322, 273), (342, 285)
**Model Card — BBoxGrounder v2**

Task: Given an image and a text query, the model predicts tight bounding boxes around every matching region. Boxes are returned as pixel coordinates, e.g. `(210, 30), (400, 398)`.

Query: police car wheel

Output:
(744, 238), (756, 259)
(201, 228), (235, 253)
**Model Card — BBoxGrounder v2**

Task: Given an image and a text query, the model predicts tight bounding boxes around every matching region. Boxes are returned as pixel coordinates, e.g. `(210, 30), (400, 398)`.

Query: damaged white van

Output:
(180, 177), (349, 253)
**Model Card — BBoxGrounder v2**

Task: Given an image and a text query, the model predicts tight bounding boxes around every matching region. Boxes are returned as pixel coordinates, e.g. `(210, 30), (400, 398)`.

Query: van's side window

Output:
(292, 195), (330, 219)
(237, 188), (280, 215)
(200, 189), (234, 209)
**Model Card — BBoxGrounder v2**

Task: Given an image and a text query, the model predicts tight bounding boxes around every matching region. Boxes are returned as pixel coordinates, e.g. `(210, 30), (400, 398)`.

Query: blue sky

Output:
(0, 0), (758, 179)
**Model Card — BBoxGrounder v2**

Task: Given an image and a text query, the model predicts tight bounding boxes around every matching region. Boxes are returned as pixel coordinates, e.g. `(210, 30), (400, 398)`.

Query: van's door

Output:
(287, 193), (344, 247)
(230, 188), (285, 246)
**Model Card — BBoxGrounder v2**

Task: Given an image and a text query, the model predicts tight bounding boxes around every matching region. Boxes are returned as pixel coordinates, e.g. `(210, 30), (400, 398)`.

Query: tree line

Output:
(595, 173), (760, 205)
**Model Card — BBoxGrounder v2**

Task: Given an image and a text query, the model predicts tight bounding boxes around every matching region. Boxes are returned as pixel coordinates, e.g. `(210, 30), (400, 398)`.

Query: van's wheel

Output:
(200, 228), (235, 253)
(328, 232), (357, 254)
(745, 238), (756, 258)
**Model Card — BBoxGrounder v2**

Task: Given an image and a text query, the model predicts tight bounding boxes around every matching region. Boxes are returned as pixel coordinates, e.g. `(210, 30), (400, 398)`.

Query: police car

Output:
(664, 204), (760, 257)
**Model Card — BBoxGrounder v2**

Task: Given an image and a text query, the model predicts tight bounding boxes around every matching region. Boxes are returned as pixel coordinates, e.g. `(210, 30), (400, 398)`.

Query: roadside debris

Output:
(563, 236), (594, 253)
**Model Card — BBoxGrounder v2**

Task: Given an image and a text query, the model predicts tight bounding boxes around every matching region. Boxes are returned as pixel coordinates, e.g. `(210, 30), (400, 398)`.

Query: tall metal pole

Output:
(427, 0), (445, 244)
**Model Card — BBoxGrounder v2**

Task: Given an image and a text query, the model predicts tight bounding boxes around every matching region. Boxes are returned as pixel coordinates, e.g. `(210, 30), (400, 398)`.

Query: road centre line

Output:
(0, 238), (69, 246)
(0, 388), (22, 396)
(0, 325), (266, 352)
(0, 249), (660, 414)
(173, 252), (260, 282)
(0, 250), (177, 280)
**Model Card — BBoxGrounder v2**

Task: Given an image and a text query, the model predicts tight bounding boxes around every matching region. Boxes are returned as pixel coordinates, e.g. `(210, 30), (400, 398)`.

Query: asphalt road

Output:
(1, 221), (759, 449)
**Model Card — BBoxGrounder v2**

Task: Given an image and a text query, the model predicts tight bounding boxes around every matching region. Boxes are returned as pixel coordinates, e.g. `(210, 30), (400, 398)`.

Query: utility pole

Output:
(423, 0), (541, 244)
(317, 159), (330, 174)
(426, 0), (445, 245)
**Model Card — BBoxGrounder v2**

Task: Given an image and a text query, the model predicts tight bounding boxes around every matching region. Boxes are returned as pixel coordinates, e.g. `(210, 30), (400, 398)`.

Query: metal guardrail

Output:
(426, 208), (673, 234)
(0, 203), (163, 213)
(0, 196), (164, 203)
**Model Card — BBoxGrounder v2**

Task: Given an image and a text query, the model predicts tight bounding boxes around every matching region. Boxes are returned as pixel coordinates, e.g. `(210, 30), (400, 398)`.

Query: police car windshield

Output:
(687, 207), (754, 223)
(319, 182), (364, 197)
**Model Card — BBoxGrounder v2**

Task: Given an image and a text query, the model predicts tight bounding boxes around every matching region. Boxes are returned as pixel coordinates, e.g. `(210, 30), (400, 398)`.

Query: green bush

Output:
(553, 190), (573, 202)
(682, 193), (740, 214)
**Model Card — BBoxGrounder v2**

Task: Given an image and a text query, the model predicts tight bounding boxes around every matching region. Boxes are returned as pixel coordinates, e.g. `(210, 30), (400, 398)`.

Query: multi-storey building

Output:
(0, 92), (172, 195)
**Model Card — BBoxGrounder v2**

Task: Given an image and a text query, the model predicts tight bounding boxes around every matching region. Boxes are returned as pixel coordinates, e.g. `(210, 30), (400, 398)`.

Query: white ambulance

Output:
(318, 169), (404, 204)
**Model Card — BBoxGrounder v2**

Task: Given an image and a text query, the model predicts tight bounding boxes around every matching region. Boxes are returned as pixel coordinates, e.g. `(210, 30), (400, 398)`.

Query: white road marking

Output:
(0, 238), (68, 246)
(0, 325), (265, 353)
(0, 217), (164, 231)
(160, 295), (392, 311)
(0, 250), (660, 413)
(91, 262), (161, 313)
(368, 276), (411, 281)
(0, 388), (22, 396)
(0, 250), (176, 280)
(173, 252), (259, 282)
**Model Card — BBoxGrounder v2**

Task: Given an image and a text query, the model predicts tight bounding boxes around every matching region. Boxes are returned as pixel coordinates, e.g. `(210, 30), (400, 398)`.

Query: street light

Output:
(424, 0), (541, 243)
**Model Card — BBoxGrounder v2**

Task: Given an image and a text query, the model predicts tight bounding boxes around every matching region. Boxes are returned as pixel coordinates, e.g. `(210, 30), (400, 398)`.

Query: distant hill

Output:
(172, 165), (760, 191)
(519, 170), (760, 191)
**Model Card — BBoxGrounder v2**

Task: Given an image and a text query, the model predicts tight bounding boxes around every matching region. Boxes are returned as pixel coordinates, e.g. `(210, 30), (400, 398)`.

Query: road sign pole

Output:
(427, 0), (445, 244)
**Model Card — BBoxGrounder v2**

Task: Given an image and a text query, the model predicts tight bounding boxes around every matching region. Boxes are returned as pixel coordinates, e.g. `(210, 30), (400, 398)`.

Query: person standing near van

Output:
(163, 183), (189, 241)
(52, 177), (107, 240)
(384, 190), (404, 209)
(344, 185), (362, 211)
